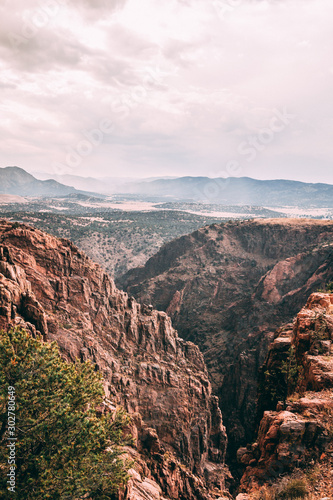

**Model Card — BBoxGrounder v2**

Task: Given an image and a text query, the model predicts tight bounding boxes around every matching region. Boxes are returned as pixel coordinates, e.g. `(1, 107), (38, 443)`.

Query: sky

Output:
(0, 0), (332, 183)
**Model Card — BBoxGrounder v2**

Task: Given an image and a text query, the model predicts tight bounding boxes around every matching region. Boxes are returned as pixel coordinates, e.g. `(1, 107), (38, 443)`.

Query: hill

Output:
(118, 219), (333, 457)
(0, 166), (94, 197)
(1, 205), (225, 278)
(126, 176), (333, 207)
(0, 194), (27, 204)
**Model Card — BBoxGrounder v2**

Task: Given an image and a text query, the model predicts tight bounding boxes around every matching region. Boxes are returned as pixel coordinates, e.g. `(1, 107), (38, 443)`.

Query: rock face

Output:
(0, 219), (230, 500)
(239, 293), (333, 492)
(119, 219), (333, 454)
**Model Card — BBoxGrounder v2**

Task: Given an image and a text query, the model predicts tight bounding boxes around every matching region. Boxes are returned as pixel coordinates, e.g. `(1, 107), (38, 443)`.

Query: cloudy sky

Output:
(0, 0), (332, 182)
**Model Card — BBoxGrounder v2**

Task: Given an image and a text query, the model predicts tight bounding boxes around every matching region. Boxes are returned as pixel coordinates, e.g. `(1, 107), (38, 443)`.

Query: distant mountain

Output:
(0, 167), (100, 197)
(18, 169), (333, 206)
(32, 173), (178, 194)
(32, 173), (120, 194)
(125, 176), (333, 207)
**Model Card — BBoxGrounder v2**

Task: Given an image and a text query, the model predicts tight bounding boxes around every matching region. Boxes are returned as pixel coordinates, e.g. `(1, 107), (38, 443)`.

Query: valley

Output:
(1, 190), (333, 279)
(0, 198), (224, 277)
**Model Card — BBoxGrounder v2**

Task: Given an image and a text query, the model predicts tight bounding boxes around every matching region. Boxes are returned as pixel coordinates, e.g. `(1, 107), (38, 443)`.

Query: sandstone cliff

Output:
(0, 219), (231, 500)
(237, 292), (333, 499)
(118, 219), (333, 456)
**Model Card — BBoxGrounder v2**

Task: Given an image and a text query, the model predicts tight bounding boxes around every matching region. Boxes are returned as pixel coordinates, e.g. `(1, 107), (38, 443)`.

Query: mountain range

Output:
(2, 167), (333, 208)
(125, 176), (333, 207)
(0, 166), (97, 197)
(33, 172), (179, 194)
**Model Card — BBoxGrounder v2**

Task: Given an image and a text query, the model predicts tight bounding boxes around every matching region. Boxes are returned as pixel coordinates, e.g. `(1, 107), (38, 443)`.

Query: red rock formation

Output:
(239, 293), (333, 493)
(0, 220), (230, 500)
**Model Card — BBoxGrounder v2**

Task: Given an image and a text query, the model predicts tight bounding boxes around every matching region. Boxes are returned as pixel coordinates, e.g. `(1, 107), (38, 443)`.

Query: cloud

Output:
(72, 0), (128, 21)
(77, 0), (124, 8)
(0, 0), (332, 183)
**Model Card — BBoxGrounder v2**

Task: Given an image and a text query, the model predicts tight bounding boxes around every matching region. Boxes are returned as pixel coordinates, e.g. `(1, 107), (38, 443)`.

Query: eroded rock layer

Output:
(0, 220), (230, 500)
(238, 293), (333, 497)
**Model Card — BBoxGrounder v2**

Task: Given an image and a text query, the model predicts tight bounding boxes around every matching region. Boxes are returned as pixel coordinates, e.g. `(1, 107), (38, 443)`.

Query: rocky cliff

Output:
(237, 292), (333, 499)
(118, 219), (333, 456)
(0, 219), (231, 500)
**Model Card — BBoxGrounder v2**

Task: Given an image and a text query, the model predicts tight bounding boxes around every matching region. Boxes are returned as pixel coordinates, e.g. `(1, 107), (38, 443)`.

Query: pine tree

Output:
(261, 346), (299, 410)
(0, 327), (131, 499)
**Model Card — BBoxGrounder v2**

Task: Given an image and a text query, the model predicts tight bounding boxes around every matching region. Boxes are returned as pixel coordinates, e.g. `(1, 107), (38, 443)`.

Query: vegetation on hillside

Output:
(261, 346), (301, 409)
(1, 200), (224, 276)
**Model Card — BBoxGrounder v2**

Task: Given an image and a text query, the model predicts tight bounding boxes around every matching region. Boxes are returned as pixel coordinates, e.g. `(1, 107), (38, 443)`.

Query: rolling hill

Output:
(0, 166), (93, 197)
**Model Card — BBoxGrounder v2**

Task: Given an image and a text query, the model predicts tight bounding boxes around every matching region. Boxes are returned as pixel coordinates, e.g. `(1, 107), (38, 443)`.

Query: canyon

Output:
(119, 219), (333, 458)
(1, 217), (333, 498)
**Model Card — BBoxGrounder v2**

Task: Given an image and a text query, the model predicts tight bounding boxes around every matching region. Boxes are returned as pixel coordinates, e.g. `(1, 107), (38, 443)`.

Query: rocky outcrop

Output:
(0, 219), (230, 500)
(118, 219), (333, 454)
(239, 293), (333, 493)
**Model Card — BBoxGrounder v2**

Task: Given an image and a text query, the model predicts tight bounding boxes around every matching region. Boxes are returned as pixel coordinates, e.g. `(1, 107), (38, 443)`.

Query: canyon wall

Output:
(238, 292), (333, 498)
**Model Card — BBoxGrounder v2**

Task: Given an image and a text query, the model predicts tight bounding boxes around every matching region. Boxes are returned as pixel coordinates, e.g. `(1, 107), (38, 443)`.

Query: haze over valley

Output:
(2, 166), (333, 278)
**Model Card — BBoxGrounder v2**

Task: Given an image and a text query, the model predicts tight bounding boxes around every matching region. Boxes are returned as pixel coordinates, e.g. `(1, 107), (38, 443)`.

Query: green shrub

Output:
(0, 327), (131, 499)
(261, 347), (300, 409)
(317, 281), (333, 293)
(277, 478), (309, 499)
